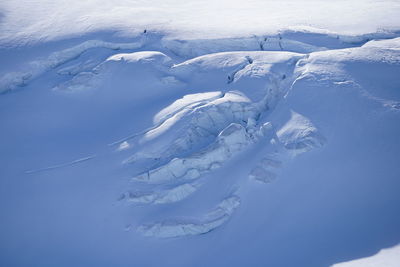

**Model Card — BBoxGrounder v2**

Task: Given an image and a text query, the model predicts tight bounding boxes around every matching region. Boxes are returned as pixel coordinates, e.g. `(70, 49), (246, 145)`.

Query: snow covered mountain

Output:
(0, 1), (399, 266)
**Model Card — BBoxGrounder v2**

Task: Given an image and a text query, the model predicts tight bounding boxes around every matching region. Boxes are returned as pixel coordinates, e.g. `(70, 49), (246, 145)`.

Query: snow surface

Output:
(332, 245), (400, 267)
(1, 1), (400, 267)
(1, 0), (400, 45)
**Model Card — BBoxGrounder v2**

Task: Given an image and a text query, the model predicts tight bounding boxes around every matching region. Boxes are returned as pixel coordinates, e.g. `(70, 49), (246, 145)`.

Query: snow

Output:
(162, 36), (323, 58)
(117, 141), (131, 151)
(124, 182), (200, 205)
(332, 245), (400, 267)
(277, 110), (325, 153)
(0, 40), (143, 93)
(1, 0), (400, 45)
(132, 122), (254, 184)
(1, 1), (400, 267)
(124, 91), (259, 167)
(154, 91), (223, 124)
(138, 195), (241, 238)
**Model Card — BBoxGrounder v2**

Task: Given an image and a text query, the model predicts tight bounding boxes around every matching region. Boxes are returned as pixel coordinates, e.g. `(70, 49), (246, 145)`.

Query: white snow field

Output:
(0, 1), (400, 267)
(332, 245), (400, 267)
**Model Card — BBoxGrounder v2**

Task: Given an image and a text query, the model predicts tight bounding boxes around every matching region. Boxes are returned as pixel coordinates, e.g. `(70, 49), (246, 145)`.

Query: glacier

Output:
(0, 1), (400, 266)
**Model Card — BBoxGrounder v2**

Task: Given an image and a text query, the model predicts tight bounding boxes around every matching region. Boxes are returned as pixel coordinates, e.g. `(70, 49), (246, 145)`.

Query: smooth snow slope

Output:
(1, 0), (400, 45)
(0, 2), (400, 267)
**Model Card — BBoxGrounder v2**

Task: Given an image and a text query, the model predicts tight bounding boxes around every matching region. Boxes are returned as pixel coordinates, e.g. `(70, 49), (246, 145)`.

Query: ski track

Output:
(25, 155), (96, 174)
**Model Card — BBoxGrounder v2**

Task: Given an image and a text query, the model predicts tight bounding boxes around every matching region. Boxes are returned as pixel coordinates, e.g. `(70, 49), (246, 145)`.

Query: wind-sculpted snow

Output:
(105, 51), (173, 71)
(153, 91), (223, 124)
(2, 26), (400, 267)
(119, 48), (325, 237)
(124, 91), (259, 166)
(0, 33), (334, 240)
(171, 51), (305, 102)
(122, 182), (201, 205)
(249, 157), (282, 184)
(277, 110), (325, 153)
(54, 50), (176, 92)
(0, 40), (143, 93)
(162, 36), (324, 58)
(295, 37), (400, 110)
(77, 45), (326, 237)
(138, 196), (240, 238)
(132, 122), (257, 184)
(172, 51), (303, 79)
